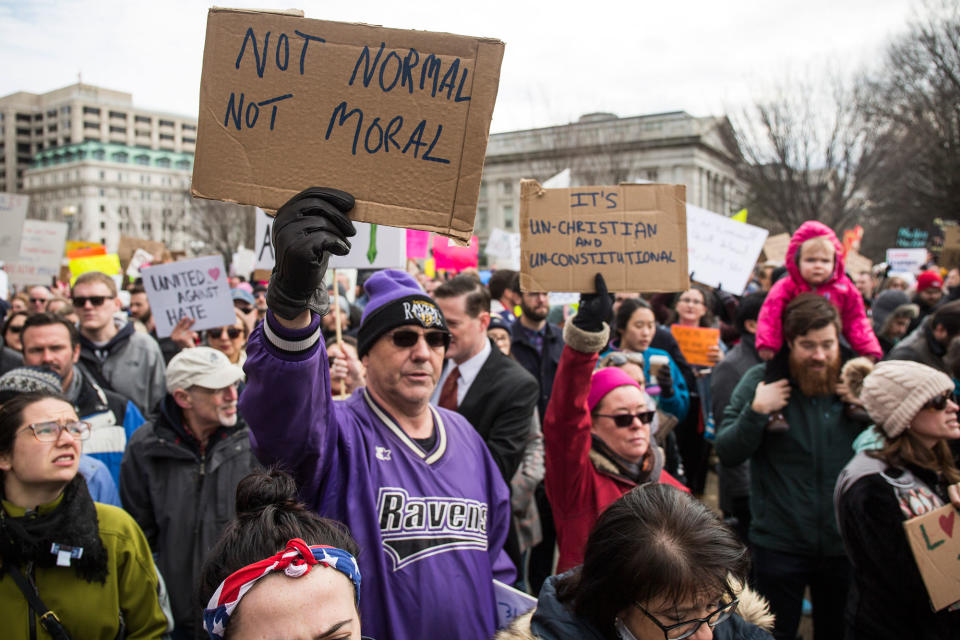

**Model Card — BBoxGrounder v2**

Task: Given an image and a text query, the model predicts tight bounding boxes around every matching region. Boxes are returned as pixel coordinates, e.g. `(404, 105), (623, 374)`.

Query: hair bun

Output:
(235, 469), (303, 517)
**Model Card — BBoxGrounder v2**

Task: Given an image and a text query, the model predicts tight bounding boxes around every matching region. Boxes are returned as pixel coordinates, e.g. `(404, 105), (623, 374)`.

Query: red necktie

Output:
(437, 366), (460, 410)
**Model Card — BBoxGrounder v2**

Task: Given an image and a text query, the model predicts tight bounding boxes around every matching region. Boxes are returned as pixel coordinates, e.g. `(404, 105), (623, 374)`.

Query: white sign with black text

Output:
(141, 255), (236, 338)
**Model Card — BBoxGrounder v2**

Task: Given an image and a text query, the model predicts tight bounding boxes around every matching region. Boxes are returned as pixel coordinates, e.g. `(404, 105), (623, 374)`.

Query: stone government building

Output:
(476, 111), (744, 262)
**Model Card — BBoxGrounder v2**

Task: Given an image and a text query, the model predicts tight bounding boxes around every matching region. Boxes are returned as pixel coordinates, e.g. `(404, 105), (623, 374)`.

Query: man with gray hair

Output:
(120, 347), (259, 639)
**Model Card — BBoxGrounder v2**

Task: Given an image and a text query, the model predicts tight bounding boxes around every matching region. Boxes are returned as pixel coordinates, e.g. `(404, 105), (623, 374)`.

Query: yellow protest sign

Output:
(69, 254), (121, 285)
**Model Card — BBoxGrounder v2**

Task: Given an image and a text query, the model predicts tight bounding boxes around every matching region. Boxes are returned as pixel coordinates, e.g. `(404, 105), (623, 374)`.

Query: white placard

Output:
(126, 248), (154, 278)
(141, 255), (236, 338)
(485, 228), (521, 270)
(0, 193), (30, 262)
(4, 220), (67, 286)
(686, 204), (769, 295)
(885, 248), (927, 275)
(255, 208), (406, 271)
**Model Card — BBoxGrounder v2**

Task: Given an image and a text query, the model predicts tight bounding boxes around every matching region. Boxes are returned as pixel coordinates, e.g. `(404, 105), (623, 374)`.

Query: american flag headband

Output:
(202, 537), (361, 640)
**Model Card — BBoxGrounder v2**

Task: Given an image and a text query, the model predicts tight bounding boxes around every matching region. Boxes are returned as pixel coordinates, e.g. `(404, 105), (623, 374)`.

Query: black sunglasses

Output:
(923, 391), (958, 412)
(29, 297), (48, 303)
(594, 410), (656, 427)
(206, 327), (243, 340)
(7, 324), (24, 334)
(72, 296), (108, 307)
(390, 329), (450, 350)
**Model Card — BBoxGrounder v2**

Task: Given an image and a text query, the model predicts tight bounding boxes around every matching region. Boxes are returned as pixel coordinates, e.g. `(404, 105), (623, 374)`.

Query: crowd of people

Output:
(0, 187), (958, 640)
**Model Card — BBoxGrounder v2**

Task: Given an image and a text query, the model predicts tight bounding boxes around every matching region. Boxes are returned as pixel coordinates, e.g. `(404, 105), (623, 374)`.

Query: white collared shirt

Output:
(431, 338), (492, 407)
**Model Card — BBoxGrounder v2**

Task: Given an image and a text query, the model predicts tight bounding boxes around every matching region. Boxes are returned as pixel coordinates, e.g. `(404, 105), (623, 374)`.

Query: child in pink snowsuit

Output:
(756, 221), (882, 431)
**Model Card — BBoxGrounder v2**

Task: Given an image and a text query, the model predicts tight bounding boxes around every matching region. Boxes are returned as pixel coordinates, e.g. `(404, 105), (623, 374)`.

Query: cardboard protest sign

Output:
(141, 255), (236, 338)
(519, 180), (688, 293)
(886, 248), (927, 274)
(686, 204), (768, 295)
(904, 504), (960, 611)
(118, 236), (170, 271)
(192, 8), (505, 243)
(761, 233), (790, 265)
(255, 207), (406, 270)
(68, 254), (121, 285)
(0, 193), (29, 262)
(845, 250), (872, 277)
(941, 227), (960, 269)
(669, 325), (720, 367)
(4, 220), (67, 286)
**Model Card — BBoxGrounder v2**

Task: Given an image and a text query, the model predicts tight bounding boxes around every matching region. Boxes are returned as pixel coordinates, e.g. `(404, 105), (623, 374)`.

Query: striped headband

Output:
(203, 538), (361, 640)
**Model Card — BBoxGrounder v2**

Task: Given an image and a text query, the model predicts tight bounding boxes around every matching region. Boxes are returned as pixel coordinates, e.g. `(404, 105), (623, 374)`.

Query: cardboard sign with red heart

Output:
(904, 504), (960, 611)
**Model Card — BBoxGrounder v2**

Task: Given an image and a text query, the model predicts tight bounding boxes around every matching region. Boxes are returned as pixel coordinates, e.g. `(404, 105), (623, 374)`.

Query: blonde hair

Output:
(73, 271), (118, 297)
(798, 236), (835, 258)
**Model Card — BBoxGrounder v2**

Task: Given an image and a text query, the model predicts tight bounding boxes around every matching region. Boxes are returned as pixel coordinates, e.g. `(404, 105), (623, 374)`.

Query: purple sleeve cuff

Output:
(263, 310), (324, 359)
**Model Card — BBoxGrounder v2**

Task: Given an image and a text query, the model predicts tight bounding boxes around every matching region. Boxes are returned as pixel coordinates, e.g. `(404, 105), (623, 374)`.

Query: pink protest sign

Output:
(406, 229), (431, 259)
(432, 235), (479, 271)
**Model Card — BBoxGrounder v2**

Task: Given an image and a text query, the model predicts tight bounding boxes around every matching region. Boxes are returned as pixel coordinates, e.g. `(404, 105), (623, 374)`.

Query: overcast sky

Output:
(0, 0), (919, 133)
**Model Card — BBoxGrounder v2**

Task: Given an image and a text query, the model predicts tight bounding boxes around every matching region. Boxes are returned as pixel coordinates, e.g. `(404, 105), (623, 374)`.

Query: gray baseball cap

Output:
(166, 347), (244, 394)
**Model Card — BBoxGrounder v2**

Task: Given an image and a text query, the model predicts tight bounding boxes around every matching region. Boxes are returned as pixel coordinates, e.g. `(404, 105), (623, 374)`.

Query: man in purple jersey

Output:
(238, 188), (515, 640)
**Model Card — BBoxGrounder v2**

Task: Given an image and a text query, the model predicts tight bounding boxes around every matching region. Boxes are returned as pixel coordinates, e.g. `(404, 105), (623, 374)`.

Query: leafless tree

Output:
(857, 0), (960, 258)
(731, 75), (882, 238)
(187, 197), (256, 266)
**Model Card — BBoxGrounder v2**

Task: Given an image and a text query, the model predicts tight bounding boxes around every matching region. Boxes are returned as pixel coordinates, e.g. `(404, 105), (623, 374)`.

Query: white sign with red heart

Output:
(141, 254), (237, 338)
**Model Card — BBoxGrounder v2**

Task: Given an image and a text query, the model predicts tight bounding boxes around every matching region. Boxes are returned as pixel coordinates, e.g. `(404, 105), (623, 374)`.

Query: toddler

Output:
(756, 221), (882, 431)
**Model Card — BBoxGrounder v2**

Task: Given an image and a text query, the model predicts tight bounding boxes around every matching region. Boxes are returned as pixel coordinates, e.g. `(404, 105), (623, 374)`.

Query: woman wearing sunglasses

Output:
(544, 275), (687, 575)
(497, 484), (773, 640)
(0, 390), (168, 638)
(3, 311), (28, 353)
(835, 360), (960, 639)
(205, 310), (250, 366)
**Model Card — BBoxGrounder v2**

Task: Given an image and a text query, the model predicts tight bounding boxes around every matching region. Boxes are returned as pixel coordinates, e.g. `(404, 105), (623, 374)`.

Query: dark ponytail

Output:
(196, 468), (359, 609)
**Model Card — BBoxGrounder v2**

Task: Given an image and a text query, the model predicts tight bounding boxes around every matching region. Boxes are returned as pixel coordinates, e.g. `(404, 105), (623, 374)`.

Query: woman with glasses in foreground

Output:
(835, 360), (960, 638)
(0, 390), (167, 638)
(544, 275), (687, 575)
(498, 484), (773, 640)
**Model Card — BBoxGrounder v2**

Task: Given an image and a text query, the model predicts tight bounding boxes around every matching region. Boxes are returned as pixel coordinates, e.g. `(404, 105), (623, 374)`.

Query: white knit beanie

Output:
(860, 360), (955, 438)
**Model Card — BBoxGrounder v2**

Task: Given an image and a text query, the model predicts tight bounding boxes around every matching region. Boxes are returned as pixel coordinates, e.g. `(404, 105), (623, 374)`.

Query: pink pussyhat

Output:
(587, 367), (642, 411)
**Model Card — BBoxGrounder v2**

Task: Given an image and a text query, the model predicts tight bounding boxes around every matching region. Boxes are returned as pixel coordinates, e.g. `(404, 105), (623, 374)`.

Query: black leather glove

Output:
(267, 187), (357, 320)
(572, 273), (613, 333)
(657, 363), (675, 398)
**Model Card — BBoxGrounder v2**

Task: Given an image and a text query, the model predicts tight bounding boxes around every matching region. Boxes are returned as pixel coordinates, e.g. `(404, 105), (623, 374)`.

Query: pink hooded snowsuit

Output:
(756, 220), (882, 359)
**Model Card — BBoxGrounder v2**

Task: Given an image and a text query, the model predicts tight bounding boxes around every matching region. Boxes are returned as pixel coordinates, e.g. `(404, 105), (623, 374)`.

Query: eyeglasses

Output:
(677, 297), (704, 306)
(206, 327), (243, 340)
(389, 329), (450, 350)
(21, 420), (91, 442)
(633, 595), (739, 640)
(923, 391), (958, 412)
(594, 410), (656, 427)
(7, 324), (24, 334)
(72, 296), (108, 307)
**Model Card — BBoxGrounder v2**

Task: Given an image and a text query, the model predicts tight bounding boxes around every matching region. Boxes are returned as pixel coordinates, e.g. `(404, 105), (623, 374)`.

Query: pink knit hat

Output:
(588, 367), (642, 412)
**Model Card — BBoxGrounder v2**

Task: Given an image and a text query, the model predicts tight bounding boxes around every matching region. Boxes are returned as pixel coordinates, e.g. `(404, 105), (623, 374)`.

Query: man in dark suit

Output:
(431, 275), (539, 484)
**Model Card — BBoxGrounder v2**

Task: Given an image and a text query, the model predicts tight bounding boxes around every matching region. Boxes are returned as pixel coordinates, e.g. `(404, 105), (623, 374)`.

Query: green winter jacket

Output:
(0, 498), (168, 639)
(715, 364), (862, 557)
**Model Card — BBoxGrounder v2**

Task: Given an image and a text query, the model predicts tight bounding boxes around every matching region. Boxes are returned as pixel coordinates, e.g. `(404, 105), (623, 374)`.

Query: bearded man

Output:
(716, 293), (863, 640)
